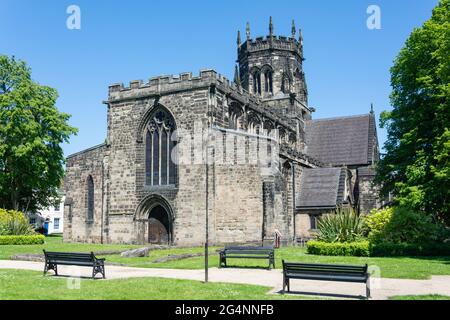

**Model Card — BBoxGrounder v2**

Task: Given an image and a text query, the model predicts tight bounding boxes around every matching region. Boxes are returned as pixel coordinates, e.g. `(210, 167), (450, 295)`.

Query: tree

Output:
(0, 55), (78, 212)
(376, 0), (450, 224)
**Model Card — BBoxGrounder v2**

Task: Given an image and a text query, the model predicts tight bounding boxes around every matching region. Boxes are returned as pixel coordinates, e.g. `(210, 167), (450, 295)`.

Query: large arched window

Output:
(145, 109), (177, 186)
(86, 175), (94, 222)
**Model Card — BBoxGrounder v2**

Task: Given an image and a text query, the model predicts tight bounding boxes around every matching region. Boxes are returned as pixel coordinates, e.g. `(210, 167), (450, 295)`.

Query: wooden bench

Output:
(219, 246), (275, 269)
(43, 250), (106, 279)
(282, 260), (371, 299)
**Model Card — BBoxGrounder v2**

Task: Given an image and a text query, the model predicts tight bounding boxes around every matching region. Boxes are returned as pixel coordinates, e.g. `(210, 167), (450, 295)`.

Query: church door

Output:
(148, 205), (171, 244)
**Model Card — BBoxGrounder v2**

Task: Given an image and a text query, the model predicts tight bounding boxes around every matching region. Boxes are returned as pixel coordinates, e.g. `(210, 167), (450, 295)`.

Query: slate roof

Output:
(296, 167), (347, 209)
(304, 114), (377, 166)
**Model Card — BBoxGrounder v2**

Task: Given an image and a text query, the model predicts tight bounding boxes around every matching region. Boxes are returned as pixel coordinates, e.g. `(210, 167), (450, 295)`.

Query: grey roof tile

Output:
(304, 114), (376, 166)
(296, 167), (345, 208)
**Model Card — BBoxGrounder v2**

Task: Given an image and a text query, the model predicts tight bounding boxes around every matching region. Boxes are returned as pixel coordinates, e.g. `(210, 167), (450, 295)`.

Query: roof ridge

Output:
(308, 113), (371, 123)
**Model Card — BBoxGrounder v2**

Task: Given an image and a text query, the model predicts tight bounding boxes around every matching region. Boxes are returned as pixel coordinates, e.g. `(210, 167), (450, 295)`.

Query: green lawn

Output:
(0, 235), (140, 260)
(0, 269), (308, 300)
(1, 236), (450, 280)
(390, 295), (450, 300)
(106, 246), (450, 280)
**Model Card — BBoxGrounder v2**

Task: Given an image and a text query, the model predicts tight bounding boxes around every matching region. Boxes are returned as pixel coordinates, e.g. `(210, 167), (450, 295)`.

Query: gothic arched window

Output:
(281, 73), (292, 94)
(145, 109), (177, 186)
(252, 71), (261, 95)
(86, 175), (94, 222)
(262, 68), (273, 95)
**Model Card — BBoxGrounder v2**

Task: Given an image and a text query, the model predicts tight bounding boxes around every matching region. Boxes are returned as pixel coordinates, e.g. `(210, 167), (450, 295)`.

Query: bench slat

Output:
(284, 262), (367, 270)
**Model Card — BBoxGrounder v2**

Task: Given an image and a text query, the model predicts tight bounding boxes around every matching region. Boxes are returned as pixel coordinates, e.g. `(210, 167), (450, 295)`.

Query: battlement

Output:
(107, 69), (262, 103)
(239, 35), (301, 55)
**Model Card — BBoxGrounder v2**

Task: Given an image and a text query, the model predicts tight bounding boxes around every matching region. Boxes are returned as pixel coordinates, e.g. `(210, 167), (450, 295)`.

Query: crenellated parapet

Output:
(238, 35), (303, 60)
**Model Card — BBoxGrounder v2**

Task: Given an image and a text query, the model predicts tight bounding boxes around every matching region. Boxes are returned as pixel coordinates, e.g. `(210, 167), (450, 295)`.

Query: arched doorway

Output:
(148, 205), (171, 244)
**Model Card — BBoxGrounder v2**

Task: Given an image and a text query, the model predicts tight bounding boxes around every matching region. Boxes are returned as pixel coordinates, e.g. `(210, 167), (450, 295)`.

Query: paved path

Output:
(1, 260), (449, 300)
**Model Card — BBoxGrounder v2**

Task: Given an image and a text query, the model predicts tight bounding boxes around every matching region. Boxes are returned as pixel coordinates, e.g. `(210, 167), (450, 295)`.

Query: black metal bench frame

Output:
(219, 246), (275, 270)
(43, 250), (106, 279)
(282, 260), (371, 299)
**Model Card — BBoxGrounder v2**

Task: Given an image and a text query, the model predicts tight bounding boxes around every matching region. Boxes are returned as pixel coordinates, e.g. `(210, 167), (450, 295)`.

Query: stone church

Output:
(64, 19), (380, 245)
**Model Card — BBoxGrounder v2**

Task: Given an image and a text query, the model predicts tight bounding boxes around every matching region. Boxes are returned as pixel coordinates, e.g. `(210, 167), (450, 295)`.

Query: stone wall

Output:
(64, 144), (107, 243)
(357, 166), (380, 214)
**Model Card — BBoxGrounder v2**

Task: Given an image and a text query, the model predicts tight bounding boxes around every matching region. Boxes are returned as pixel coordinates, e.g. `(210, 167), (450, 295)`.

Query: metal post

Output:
(205, 145), (209, 283)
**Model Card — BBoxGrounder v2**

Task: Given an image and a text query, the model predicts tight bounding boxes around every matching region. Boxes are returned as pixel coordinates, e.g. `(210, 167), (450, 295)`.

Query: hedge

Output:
(370, 243), (450, 257)
(306, 240), (450, 257)
(306, 240), (371, 257)
(0, 235), (45, 245)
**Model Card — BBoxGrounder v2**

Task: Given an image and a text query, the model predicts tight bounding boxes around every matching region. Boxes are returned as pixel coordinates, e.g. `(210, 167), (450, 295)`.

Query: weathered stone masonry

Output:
(64, 19), (381, 245)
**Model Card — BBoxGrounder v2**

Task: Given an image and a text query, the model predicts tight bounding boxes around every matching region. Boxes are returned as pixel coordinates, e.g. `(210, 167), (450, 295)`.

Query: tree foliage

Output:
(365, 207), (449, 244)
(376, 0), (450, 223)
(0, 55), (77, 212)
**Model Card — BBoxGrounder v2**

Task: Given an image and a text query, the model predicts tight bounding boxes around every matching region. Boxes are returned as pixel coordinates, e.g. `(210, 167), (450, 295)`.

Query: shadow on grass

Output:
(219, 265), (274, 270)
(43, 273), (104, 280)
(275, 289), (367, 300)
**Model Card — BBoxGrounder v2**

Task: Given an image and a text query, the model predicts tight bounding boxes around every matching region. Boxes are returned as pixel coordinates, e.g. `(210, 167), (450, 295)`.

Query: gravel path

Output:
(1, 260), (449, 300)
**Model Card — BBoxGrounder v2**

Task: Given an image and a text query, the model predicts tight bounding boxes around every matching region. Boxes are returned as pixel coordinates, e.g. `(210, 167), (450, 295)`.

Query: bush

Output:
(0, 235), (45, 245)
(365, 206), (448, 244)
(0, 209), (35, 236)
(306, 240), (371, 257)
(364, 207), (393, 242)
(316, 207), (366, 243)
(307, 240), (450, 257)
(371, 242), (450, 257)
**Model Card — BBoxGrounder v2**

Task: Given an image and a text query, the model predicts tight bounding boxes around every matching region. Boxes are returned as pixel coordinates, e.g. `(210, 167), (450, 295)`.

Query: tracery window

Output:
(145, 109), (177, 186)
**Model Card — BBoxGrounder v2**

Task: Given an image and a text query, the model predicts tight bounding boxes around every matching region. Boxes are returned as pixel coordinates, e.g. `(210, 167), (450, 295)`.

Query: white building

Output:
(28, 195), (65, 235)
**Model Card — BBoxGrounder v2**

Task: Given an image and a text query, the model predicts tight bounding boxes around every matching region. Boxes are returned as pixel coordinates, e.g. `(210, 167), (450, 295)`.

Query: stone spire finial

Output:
(291, 20), (296, 38)
(299, 28), (303, 46)
(246, 22), (251, 40)
(234, 64), (241, 87)
(237, 30), (241, 47)
(269, 16), (274, 36)
(370, 103), (374, 114)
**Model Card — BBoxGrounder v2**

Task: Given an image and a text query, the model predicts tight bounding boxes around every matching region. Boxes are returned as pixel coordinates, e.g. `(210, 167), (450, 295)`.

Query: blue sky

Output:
(0, 0), (439, 156)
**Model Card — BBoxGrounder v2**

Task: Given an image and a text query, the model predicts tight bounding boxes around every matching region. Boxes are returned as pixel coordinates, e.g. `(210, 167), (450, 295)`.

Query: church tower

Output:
(236, 18), (311, 120)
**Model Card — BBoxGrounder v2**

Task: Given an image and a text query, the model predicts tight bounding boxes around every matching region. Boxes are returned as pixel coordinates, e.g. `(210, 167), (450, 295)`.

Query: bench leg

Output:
(92, 264), (106, 279)
(44, 263), (57, 276)
(366, 278), (371, 299)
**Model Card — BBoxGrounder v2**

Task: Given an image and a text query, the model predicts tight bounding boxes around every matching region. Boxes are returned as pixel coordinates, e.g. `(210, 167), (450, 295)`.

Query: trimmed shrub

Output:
(371, 242), (450, 257)
(316, 207), (366, 243)
(0, 235), (45, 245)
(306, 240), (371, 257)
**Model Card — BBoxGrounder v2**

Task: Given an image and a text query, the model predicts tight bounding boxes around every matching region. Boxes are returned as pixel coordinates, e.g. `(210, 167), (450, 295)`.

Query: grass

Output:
(106, 246), (450, 280)
(0, 269), (310, 300)
(389, 295), (450, 300)
(1, 235), (450, 280)
(0, 234), (139, 260)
